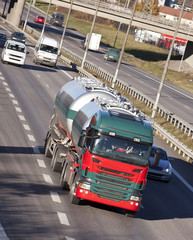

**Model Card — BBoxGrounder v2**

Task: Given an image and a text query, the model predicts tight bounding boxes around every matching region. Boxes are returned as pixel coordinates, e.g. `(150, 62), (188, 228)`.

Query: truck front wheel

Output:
(69, 182), (80, 205)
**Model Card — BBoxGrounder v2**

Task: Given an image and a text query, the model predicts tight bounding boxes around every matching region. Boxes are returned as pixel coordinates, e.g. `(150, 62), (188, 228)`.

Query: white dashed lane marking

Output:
(5, 87), (11, 92)
(12, 99), (19, 105)
(43, 174), (53, 184)
(2, 81), (8, 86)
(37, 159), (46, 168)
(23, 124), (31, 131)
(27, 134), (36, 142)
(18, 115), (26, 121)
(57, 212), (70, 226)
(50, 191), (61, 203)
(15, 107), (22, 113)
(32, 146), (41, 154)
(9, 93), (15, 98)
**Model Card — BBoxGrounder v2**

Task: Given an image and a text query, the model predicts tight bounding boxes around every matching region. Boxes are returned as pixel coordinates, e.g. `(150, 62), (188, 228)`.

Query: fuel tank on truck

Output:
(54, 78), (118, 139)
(71, 101), (101, 152)
(54, 80), (86, 134)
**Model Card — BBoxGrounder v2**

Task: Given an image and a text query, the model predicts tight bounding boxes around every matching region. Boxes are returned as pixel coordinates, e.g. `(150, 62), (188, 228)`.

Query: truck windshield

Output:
(40, 44), (58, 54)
(91, 134), (151, 167)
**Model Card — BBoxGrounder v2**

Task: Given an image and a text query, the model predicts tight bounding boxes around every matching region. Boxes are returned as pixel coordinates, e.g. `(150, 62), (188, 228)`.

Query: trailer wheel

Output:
(69, 182), (80, 205)
(60, 163), (69, 190)
(51, 147), (62, 172)
(44, 132), (52, 158)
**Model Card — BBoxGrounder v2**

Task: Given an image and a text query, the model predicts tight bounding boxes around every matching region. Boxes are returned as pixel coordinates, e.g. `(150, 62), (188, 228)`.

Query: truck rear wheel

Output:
(69, 182), (80, 205)
(44, 132), (52, 158)
(60, 163), (70, 190)
(51, 147), (62, 172)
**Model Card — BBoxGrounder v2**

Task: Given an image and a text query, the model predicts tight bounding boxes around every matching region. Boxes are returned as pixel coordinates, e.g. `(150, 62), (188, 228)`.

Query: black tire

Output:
(60, 163), (70, 190)
(44, 132), (52, 158)
(69, 182), (80, 205)
(51, 147), (62, 172)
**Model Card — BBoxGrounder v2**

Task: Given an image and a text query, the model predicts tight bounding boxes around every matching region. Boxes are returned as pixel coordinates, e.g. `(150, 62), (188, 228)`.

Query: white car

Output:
(1, 40), (26, 67)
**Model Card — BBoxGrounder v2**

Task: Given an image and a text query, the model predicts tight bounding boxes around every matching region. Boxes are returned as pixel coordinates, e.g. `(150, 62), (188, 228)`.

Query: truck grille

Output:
(91, 166), (136, 201)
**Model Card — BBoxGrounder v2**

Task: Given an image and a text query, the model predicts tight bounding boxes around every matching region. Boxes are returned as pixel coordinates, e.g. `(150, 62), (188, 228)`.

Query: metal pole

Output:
(151, 0), (186, 120)
(2, 0), (9, 18)
(40, 0), (52, 38)
(81, 0), (100, 69)
(113, 0), (129, 48)
(23, 0), (33, 31)
(111, 0), (138, 89)
(58, 0), (74, 55)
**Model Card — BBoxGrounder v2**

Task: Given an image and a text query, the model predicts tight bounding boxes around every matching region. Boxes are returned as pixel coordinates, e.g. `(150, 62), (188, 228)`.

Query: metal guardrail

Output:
(1, 9), (192, 163)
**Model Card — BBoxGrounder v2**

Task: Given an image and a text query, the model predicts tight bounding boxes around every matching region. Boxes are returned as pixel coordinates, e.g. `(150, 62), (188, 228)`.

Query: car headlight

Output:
(163, 168), (170, 173)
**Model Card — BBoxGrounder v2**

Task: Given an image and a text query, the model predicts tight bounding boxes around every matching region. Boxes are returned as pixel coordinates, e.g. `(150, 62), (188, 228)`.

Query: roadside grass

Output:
(34, 2), (193, 153)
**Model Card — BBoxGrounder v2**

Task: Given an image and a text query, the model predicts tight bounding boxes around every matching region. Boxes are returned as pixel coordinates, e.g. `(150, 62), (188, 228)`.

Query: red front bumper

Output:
(76, 187), (140, 212)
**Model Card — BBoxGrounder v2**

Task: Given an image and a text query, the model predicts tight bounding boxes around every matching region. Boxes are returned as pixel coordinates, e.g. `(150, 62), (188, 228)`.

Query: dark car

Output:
(34, 15), (45, 24)
(148, 146), (172, 182)
(10, 32), (26, 44)
(104, 48), (120, 62)
(0, 33), (8, 47)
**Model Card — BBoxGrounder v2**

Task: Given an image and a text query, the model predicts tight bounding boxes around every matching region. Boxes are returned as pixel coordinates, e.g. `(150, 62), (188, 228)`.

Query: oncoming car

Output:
(1, 40), (26, 67)
(34, 15), (45, 24)
(148, 146), (172, 182)
(10, 31), (26, 44)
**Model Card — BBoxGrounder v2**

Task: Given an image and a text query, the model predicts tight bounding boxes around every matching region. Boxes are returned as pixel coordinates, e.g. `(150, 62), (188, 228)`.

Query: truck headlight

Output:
(78, 182), (91, 190)
(130, 195), (140, 202)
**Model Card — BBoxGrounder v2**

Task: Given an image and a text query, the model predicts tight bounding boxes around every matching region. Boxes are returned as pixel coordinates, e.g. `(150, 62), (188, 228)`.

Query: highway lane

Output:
(1, 21), (193, 240)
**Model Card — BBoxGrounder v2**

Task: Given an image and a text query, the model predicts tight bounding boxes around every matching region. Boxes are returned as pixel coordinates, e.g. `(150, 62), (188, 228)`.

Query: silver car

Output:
(148, 146), (172, 182)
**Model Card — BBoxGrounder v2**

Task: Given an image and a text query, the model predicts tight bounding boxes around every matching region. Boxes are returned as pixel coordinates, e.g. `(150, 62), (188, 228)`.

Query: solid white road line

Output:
(0, 224), (9, 239)
(173, 168), (193, 193)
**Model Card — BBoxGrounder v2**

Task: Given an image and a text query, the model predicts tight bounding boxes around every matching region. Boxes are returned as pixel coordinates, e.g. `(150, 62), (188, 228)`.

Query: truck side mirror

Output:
(78, 130), (87, 148)
(151, 148), (162, 167)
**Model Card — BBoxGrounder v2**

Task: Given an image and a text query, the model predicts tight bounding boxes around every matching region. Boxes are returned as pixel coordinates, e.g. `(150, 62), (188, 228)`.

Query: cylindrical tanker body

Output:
(71, 102), (101, 153)
(54, 80), (86, 135)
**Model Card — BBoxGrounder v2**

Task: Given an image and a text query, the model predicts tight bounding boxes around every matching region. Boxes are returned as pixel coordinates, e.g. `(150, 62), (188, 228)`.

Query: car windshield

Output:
(109, 49), (120, 55)
(13, 32), (24, 37)
(40, 44), (58, 54)
(7, 43), (26, 53)
(150, 147), (168, 160)
(90, 134), (151, 167)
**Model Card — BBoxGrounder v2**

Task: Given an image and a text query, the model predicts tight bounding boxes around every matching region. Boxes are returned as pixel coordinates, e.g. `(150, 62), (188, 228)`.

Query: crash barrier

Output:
(1, 14), (192, 163)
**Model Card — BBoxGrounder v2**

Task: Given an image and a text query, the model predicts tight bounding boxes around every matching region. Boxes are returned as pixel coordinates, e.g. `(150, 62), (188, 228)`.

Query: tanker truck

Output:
(44, 77), (156, 215)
